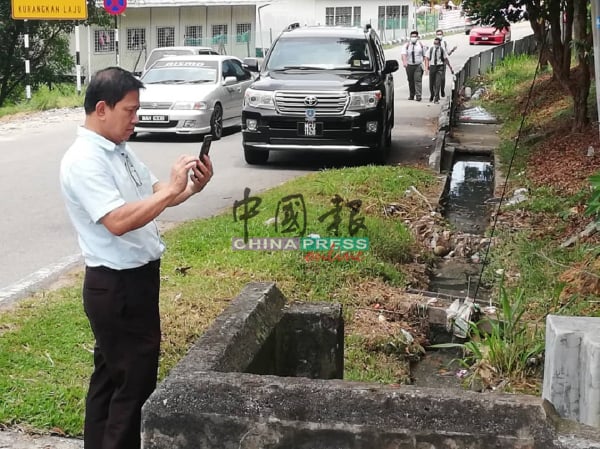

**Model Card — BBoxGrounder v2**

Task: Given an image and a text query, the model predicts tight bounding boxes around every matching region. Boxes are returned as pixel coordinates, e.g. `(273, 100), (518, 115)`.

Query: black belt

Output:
(86, 259), (160, 274)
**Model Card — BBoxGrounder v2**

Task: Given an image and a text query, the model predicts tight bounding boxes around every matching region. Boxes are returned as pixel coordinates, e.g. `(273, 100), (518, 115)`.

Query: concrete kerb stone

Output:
(141, 282), (600, 449)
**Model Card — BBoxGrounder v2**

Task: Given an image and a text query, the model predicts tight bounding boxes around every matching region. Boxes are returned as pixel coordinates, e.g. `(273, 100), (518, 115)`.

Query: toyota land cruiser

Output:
(241, 23), (398, 165)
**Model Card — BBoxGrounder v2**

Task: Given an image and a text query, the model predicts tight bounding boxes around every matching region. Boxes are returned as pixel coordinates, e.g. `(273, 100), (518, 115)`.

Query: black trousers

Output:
(429, 65), (445, 100)
(405, 63), (423, 98)
(82, 260), (161, 449)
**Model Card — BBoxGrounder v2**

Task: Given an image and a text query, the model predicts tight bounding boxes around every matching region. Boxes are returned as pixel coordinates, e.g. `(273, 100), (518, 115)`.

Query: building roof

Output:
(123, 0), (258, 7)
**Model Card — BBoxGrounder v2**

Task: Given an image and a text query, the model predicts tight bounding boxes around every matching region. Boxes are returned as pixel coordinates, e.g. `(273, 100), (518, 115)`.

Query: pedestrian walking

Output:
(59, 66), (214, 449)
(435, 29), (457, 97)
(425, 36), (454, 103)
(400, 30), (427, 101)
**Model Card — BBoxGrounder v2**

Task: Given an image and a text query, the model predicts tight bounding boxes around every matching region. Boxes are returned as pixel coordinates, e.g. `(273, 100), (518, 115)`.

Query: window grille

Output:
(236, 23), (251, 43)
(127, 28), (145, 51)
(212, 24), (228, 44)
(94, 29), (115, 53)
(157, 26), (175, 47)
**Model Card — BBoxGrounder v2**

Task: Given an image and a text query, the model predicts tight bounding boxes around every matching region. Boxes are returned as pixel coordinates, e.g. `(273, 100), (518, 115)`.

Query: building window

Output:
(325, 7), (334, 26)
(378, 6), (385, 29)
(325, 6), (358, 27)
(236, 23), (251, 43)
(212, 24), (228, 45)
(94, 29), (115, 53)
(157, 26), (175, 47)
(386, 6), (401, 28)
(353, 7), (361, 26)
(185, 25), (203, 45)
(127, 28), (146, 51)
(335, 6), (351, 26)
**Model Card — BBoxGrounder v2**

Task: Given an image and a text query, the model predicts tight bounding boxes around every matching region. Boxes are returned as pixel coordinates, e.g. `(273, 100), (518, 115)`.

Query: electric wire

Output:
(472, 28), (549, 303)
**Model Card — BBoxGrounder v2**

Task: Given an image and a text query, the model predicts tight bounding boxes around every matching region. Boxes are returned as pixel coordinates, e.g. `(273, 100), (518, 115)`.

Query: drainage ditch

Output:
(410, 107), (500, 389)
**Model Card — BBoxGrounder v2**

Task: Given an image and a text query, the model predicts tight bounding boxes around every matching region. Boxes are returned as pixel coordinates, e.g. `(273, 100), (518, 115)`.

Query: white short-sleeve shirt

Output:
(401, 40), (427, 65)
(60, 126), (165, 269)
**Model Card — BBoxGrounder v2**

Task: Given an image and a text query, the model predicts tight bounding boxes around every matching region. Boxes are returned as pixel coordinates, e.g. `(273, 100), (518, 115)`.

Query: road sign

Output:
(11, 0), (87, 19)
(104, 0), (126, 15)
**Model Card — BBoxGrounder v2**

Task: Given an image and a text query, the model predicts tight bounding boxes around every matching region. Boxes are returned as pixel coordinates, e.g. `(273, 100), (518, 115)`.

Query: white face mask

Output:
(410, 37), (418, 43)
(436, 34), (443, 39)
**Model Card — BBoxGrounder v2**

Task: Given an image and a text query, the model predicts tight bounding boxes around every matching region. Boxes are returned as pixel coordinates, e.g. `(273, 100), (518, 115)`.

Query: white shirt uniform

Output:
(60, 126), (165, 270)
(401, 40), (427, 65)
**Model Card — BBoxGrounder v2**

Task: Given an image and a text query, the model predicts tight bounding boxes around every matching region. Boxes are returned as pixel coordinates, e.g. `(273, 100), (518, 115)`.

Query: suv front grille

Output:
(275, 91), (348, 116)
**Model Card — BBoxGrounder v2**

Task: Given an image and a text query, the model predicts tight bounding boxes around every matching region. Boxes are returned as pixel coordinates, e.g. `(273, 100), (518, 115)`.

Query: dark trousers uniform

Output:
(429, 64), (445, 102)
(406, 63), (424, 100)
(82, 260), (161, 449)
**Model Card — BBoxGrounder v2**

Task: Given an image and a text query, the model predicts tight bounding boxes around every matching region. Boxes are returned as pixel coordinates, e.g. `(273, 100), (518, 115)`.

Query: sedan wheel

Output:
(211, 103), (223, 140)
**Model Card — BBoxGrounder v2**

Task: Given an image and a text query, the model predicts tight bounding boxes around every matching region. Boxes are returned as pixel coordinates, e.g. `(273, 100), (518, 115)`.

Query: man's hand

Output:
(168, 155), (199, 196)
(190, 155), (214, 193)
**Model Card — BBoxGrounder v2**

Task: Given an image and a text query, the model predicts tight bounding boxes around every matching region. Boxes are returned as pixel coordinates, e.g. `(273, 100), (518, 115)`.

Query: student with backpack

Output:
(435, 29), (457, 97)
(400, 30), (427, 101)
(425, 36), (454, 104)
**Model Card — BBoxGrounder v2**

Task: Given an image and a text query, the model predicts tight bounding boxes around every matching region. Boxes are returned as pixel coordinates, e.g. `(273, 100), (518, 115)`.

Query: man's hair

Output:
(84, 67), (144, 114)
(436, 29), (443, 34)
(410, 30), (418, 37)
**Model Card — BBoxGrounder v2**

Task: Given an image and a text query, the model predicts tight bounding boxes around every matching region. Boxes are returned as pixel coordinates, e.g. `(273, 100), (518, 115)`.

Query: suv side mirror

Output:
(383, 59), (399, 74)
(243, 58), (260, 72)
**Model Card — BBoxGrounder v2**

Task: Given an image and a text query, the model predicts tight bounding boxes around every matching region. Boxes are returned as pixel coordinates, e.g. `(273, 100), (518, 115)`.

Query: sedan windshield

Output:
(266, 37), (373, 71)
(141, 61), (218, 84)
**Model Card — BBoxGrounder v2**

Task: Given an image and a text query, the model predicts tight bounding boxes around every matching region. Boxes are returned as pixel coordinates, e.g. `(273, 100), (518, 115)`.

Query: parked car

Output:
(142, 46), (220, 75)
(240, 23), (398, 165)
(469, 24), (511, 45)
(134, 55), (253, 139)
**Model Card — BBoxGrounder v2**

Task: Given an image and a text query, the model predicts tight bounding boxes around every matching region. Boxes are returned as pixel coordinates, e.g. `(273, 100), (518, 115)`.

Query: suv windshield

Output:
(266, 37), (373, 71)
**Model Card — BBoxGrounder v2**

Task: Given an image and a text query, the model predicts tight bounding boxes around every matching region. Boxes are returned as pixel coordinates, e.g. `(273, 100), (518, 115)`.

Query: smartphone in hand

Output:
(199, 134), (212, 162)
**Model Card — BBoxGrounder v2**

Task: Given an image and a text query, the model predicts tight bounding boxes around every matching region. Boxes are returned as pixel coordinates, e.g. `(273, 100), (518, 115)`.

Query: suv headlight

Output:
(348, 91), (382, 110)
(244, 88), (275, 110)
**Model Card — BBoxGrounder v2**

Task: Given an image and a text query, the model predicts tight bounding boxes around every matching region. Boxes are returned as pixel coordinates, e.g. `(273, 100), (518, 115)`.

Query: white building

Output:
(255, 0), (416, 54)
(71, 0), (257, 79)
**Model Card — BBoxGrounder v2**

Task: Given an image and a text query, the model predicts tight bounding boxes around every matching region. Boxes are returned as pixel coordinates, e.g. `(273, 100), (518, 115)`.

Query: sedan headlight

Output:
(348, 90), (382, 110)
(244, 88), (275, 109)
(172, 101), (208, 110)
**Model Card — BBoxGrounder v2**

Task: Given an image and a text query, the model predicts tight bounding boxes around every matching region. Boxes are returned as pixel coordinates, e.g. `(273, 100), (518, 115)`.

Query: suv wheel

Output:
(211, 103), (223, 140)
(244, 145), (269, 165)
(373, 123), (390, 164)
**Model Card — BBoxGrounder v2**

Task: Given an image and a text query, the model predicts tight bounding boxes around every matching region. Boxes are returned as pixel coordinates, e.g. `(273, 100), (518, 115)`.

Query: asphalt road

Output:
(0, 22), (532, 306)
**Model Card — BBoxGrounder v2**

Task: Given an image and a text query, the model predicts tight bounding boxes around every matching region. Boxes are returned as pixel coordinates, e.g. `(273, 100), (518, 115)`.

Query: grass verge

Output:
(0, 164), (438, 436)
(0, 84), (84, 119)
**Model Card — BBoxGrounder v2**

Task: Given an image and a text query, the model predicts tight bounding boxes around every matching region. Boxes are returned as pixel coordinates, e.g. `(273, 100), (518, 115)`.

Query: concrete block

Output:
(543, 315), (600, 428)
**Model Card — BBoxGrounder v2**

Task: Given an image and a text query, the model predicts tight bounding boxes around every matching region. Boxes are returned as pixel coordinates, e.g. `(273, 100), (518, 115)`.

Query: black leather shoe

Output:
(429, 96), (434, 102)
(408, 96), (414, 100)
(416, 96), (422, 101)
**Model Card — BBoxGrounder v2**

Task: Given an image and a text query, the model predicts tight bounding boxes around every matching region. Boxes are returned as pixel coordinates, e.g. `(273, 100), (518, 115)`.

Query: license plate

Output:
(481, 37), (489, 40)
(298, 121), (323, 137)
(140, 115), (168, 122)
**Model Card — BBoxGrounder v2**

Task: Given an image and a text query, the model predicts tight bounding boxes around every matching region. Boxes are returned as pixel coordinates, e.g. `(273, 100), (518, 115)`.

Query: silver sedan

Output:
(134, 55), (253, 139)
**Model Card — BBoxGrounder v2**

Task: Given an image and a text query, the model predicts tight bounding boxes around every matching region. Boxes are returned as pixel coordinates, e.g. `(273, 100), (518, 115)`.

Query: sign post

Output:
(103, 0), (127, 66)
(11, 0), (87, 100)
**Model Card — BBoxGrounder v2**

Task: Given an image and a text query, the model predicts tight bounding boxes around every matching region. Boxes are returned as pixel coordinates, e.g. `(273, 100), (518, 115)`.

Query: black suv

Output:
(241, 23), (398, 164)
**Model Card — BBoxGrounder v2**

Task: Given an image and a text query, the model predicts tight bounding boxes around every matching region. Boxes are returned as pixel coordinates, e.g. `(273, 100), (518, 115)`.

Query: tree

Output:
(462, 0), (592, 132)
(0, 0), (111, 106)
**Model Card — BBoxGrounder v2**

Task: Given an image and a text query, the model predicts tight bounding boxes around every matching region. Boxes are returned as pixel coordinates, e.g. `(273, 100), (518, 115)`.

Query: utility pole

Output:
(592, 0), (600, 138)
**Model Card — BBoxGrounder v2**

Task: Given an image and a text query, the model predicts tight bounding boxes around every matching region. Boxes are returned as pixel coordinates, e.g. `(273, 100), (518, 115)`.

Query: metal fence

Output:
(449, 34), (538, 127)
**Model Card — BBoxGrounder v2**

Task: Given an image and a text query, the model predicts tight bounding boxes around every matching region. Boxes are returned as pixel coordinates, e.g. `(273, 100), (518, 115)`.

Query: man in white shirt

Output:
(400, 30), (427, 101)
(435, 29), (457, 97)
(60, 66), (213, 449)
(425, 36), (454, 103)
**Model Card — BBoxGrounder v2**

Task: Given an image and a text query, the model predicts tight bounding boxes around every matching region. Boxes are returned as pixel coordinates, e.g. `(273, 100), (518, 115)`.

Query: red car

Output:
(469, 24), (511, 45)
